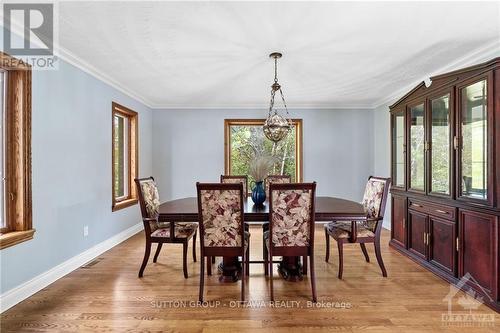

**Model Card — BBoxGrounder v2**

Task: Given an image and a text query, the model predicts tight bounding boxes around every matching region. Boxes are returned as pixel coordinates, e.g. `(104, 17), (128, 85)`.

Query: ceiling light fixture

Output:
(263, 52), (292, 143)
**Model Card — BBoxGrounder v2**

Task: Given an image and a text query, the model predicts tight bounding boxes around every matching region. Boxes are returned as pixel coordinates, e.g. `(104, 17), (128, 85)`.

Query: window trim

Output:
(224, 119), (303, 182)
(112, 102), (138, 211)
(0, 51), (34, 250)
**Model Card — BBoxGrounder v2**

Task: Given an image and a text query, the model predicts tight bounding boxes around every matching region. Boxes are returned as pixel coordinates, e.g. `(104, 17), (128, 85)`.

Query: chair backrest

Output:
(221, 175), (248, 197)
(265, 174), (291, 198)
(135, 177), (161, 232)
(362, 176), (391, 231)
(197, 182), (245, 249)
(269, 182), (316, 248)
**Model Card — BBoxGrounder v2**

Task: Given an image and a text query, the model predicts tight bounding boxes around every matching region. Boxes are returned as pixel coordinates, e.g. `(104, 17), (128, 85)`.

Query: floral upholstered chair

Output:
(196, 182), (249, 302)
(264, 174), (291, 198)
(135, 177), (197, 279)
(324, 176), (390, 279)
(221, 175), (248, 197)
(262, 174), (292, 275)
(210, 175), (249, 269)
(264, 182), (317, 302)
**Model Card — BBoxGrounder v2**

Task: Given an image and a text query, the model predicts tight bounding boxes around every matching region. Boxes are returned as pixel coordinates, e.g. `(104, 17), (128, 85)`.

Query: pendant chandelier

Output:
(263, 52), (292, 143)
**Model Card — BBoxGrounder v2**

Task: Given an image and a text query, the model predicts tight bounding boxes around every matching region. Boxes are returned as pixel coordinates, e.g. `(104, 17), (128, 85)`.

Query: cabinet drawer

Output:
(408, 199), (456, 221)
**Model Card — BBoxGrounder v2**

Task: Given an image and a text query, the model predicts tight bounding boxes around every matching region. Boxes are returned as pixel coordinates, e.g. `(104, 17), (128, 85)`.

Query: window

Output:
(224, 119), (303, 190)
(112, 102), (138, 211)
(0, 52), (33, 250)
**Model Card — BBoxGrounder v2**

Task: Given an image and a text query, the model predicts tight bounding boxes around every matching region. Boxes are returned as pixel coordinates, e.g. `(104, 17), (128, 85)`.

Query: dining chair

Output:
(135, 177), (198, 279)
(265, 182), (317, 302)
(324, 176), (391, 279)
(220, 175), (248, 197)
(264, 174), (291, 198)
(197, 182), (249, 302)
(263, 174), (291, 275)
(209, 175), (248, 272)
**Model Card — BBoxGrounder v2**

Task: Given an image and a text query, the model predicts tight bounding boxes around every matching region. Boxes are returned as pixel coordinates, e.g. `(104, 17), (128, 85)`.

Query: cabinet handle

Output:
(453, 136), (462, 150)
(412, 203), (422, 208)
(456, 237), (459, 252)
(435, 209), (448, 215)
(402, 218), (405, 229)
(424, 232), (430, 245)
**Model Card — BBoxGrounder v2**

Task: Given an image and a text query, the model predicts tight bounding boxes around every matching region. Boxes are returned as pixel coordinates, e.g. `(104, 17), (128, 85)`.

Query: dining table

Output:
(158, 196), (366, 282)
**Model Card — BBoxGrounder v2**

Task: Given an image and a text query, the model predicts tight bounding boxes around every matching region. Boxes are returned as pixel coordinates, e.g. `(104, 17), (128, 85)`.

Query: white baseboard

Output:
(0, 222), (142, 313)
(382, 221), (391, 231)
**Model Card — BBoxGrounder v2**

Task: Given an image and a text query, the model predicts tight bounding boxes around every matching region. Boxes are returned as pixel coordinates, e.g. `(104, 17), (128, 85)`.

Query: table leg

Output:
(218, 256), (241, 283)
(278, 256), (304, 282)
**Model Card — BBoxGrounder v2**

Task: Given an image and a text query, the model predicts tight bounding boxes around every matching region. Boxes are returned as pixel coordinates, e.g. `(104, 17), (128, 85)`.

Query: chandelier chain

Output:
(263, 52), (291, 143)
(278, 88), (291, 121)
(274, 57), (278, 83)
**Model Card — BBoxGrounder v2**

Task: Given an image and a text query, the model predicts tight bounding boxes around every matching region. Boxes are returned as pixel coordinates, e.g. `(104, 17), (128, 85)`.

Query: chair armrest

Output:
(350, 220), (361, 243)
(350, 216), (384, 242)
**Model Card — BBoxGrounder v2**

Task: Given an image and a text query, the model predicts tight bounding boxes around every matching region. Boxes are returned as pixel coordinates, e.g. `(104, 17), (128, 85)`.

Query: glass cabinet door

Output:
(460, 79), (488, 201)
(429, 94), (451, 195)
(409, 103), (425, 191)
(392, 111), (405, 188)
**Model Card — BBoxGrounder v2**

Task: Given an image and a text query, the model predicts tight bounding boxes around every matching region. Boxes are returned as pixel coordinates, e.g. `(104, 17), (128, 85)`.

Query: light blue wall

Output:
(373, 104), (392, 229)
(152, 108), (374, 203)
(0, 31), (153, 293)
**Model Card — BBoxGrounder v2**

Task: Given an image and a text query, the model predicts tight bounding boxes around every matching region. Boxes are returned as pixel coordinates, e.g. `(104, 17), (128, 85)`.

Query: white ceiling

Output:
(55, 1), (500, 109)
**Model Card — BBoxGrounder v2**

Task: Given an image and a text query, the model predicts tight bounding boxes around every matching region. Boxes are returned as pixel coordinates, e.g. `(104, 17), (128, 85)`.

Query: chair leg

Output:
(183, 241), (188, 279)
(310, 253), (317, 303)
(192, 231), (197, 262)
(302, 256), (308, 275)
(263, 241), (269, 276)
(153, 243), (163, 263)
(199, 255), (205, 302)
(269, 254), (274, 301)
(337, 240), (344, 279)
(360, 243), (370, 262)
(263, 223), (269, 275)
(182, 239), (188, 279)
(246, 246), (250, 276)
(241, 251), (246, 301)
(207, 257), (212, 276)
(325, 228), (330, 262)
(138, 241), (151, 278)
(374, 239), (387, 277)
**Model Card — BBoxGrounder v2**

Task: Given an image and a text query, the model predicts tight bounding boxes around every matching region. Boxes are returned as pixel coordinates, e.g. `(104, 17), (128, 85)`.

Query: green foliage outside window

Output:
(229, 124), (298, 188)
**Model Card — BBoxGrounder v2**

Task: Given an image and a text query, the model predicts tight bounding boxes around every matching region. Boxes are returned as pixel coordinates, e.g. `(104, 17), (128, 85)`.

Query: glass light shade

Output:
(263, 113), (291, 142)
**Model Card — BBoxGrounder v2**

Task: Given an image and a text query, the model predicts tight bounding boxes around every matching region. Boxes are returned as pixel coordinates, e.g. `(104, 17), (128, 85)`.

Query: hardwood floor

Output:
(1, 226), (499, 332)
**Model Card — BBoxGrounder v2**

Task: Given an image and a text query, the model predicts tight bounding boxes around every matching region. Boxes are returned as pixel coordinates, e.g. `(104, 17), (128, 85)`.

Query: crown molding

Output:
(150, 104), (374, 110)
(1, 16), (155, 109)
(373, 40), (500, 109)
(55, 47), (155, 108)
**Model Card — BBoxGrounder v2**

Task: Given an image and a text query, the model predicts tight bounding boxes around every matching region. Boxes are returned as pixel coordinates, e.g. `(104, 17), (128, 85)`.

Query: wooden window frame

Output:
(112, 102), (138, 211)
(224, 119), (303, 182)
(0, 52), (34, 250)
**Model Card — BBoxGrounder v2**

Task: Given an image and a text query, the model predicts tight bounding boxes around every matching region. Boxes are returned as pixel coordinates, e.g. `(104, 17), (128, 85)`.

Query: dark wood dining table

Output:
(158, 196), (366, 282)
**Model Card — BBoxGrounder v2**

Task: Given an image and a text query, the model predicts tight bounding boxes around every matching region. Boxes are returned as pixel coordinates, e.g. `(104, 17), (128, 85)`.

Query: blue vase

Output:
(251, 181), (266, 206)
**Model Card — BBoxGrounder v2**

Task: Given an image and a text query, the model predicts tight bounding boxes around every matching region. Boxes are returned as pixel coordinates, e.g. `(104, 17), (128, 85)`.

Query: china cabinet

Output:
(389, 57), (500, 312)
